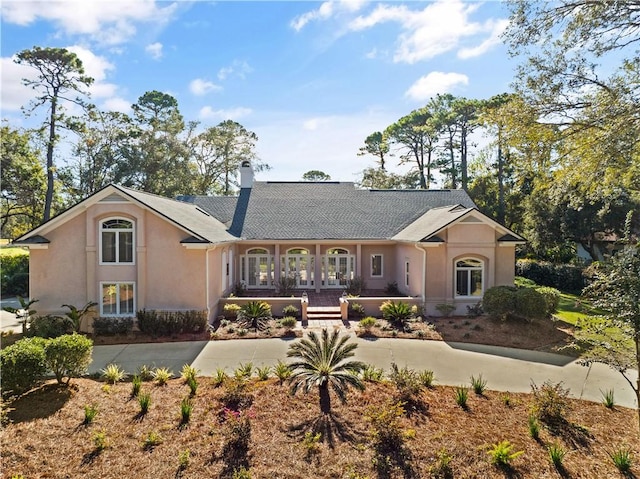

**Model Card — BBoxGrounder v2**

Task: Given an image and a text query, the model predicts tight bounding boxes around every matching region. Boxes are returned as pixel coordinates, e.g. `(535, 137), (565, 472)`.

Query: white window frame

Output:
(371, 254), (383, 277)
(100, 282), (136, 316)
(99, 217), (135, 265)
(454, 257), (484, 298)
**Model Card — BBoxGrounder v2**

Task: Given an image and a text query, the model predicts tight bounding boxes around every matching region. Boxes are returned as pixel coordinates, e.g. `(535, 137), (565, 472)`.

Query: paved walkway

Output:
(89, 334), (638, 409)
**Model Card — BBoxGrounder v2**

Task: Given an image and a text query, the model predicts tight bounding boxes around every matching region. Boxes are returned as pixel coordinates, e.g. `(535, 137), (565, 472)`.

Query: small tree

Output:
(581, 232), (640, 433)
(44, 334), (93, 385)
(287, 329), (365, 414)
(62, 301), (97, 332)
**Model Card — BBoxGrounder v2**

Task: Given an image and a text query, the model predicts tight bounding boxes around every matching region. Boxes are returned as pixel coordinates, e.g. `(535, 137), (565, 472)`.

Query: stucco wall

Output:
(360, 244), (396, 289)
(495, 245), (516, 286)
(29, 212), (88, 314)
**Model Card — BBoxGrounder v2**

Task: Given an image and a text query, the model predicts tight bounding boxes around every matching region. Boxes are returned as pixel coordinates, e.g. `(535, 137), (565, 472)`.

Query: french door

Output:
(245, 254), (272, 288)
(324, 254), (354, 287)
(282, 253), (314, 288)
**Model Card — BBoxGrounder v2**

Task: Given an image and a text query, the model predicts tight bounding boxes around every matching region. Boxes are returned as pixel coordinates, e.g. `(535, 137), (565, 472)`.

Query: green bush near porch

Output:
(137, 310), (208, 336)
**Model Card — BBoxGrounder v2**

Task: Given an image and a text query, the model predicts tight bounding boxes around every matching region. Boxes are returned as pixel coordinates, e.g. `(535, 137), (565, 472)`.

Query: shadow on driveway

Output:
(445, 341), (575, 366)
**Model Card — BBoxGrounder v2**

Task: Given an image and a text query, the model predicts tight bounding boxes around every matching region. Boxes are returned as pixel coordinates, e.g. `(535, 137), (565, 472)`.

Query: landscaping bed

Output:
(2, 377), (638, 478)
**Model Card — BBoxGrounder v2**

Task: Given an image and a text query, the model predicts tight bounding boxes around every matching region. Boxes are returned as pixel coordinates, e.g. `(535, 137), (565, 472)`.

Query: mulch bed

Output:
(2, 378), (638, 478)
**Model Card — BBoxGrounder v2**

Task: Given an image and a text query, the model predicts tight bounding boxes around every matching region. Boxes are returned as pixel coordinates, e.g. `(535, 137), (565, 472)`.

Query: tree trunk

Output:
(319, 383), (331, 415)
(497, 130), (505, 225)
(43, 95), (58, 222)
(460, 127), (468, 191)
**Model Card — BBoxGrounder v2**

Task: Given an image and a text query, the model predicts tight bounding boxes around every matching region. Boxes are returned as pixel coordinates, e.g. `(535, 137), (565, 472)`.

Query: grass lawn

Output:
(2, 376), (639, 478)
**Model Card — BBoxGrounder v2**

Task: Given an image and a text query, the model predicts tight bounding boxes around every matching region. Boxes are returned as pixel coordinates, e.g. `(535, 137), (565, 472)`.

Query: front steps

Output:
(306, 306), (342, 320)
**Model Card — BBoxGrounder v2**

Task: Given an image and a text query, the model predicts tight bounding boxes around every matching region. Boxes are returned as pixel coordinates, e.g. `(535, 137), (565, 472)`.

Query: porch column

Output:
(315, 244), (321, 293)
(274, 244), (280, 285)
(356, 244), (362, 277)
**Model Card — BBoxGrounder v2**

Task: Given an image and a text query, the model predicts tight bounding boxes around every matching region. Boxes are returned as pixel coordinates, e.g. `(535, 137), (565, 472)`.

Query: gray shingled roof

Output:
(116, 185), (236, 244)
(184, 182), (477, 240)
(392, 206), (473, 242)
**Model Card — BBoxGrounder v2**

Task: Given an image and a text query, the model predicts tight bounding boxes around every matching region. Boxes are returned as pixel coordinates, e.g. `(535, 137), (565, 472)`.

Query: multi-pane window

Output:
(101, 282), (135, 316)
(405, 261), (410, 288)
(455, 258), (483, 297)
(371, 254), (383, 277)
(101, 219), (134, 264)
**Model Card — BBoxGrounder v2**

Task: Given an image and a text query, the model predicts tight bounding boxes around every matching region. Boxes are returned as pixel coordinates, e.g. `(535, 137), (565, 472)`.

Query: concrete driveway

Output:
(0, 296), (24, 333)
(89, 335), (638, 409)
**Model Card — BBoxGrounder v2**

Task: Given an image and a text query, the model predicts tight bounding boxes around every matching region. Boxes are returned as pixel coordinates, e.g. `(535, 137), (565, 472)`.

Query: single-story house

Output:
(14, 161), (525, 327)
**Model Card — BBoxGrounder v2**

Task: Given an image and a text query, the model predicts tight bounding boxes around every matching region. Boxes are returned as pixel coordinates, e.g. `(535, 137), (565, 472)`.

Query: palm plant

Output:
(237, 301), (272, 332)
(287, 328), (366, 414)
(62, 301), (97, 332)
(2, 296), (38, 334)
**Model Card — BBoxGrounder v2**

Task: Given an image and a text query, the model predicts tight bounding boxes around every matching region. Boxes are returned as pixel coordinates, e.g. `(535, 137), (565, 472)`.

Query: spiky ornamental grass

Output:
(287, 329), (366, 414)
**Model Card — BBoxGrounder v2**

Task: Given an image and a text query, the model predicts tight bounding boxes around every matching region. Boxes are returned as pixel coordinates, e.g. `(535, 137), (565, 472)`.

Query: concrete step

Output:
(306, 312), (343, 319)
(307, 306), (340, 313)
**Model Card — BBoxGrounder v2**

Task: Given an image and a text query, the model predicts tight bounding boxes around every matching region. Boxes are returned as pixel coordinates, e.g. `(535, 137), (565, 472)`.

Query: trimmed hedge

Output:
(482, 285), (548, 321)
(137, 309), (208, 336)
(535, 286), (561, 317)
(44, 334), (93, 385)
(0, 250), (29, 296)
(92, 317), (134, 336)
(0, 337), (47, 396)
(516, 259), (584, 293)
(28, 315), (74, 339)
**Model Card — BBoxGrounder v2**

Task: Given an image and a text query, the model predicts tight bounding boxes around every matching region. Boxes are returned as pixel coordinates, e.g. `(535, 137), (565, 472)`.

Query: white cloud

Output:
(0, 56), (38, 111)
(302, 117), (331, 131)
(199, 106), (253, 121)
(457, 19), (509, 59)
(102, 97), (132, 114)
(365, 47), (378, 59)
(189, 78), (222, 96)
(348, 0), (504, 64)
(66, 45), (117, 98)
(1, 0), (178, 45)
(405, 72), (469, 101)
(217, 60), (253, 81)
(145, 42), (163, 60)
(291, 0), (367, 31)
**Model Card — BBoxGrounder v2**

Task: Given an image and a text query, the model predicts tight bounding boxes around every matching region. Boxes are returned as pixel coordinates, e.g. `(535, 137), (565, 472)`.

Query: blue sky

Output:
(1, 0), (517, 183)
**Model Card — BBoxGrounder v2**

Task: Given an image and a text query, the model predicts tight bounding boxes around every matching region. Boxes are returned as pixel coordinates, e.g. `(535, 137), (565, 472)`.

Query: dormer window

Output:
(100, 218), (134, 264)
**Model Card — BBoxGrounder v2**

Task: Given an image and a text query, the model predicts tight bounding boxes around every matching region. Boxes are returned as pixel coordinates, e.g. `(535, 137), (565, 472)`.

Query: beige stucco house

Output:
(15, 161), (524, 325)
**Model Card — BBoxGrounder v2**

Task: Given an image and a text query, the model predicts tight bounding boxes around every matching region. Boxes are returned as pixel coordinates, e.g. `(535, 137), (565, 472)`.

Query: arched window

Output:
(100, 218), (134, 264)
(287, 248), (309, 255)
(247, 248), (268, 255)
(327, 248), (349, 255)
(455, 258), (483, 297)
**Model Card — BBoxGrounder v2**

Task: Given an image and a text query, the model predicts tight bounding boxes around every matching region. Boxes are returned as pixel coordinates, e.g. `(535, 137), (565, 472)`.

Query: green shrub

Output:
(384, 281), (401, 296)
(349, 302), (366, 319)
(92, 429), (109, 451)
(142, 430), (163, 450)
(514, 288), (547, 320)
(223, 303), (242, 320)
(516, 259), (584, 293)
(187, 376), (198, 396)
(256, 365), (271, 381)
(527, 414), (540, 440)
(601, 388), (615, 408)
(530, 381), (571, 426)
(273, 360), (291, 385)
(83, 404), (98, 425)
(419, 370), (435, 388)
(234, 362), (254, 380)
(0, 337), (46, 396)
(487, 440), (523, 467)
(180, 397), (193, 425)
(0, 249), (29, 296)
(28, 314), (74, 338)
(455, 386), (469, 409)
(534, 286), (561, 316)
(360, 364), (384, 382)
(388, 363), (423, 403)
(365, 401), (413, 477)
(237, 301), (272, 331)
(152, 367), (173, 385)
(282, 304), (299, 318)
(301, 431), (322, 457)
(280, 316), (297, 330)
(137, 309), (207, 336)
(344, 276), (366, 296)
(138, 391), (151, 414)
(44, 334), (93, 385)
(180, 364), (200, 383)
(101, 363), (127, 384)
(358, 316), (377, 332)
(92, 317), (133, 335)
(482, 286), (517, 320)
(609, 446), (633, 473)
(548, 442), (566, 469)
(131, 375), (142, 397)
(212, 368), (228, 387)
(435, 303), (456, 318)
(380, 300), (413, 327)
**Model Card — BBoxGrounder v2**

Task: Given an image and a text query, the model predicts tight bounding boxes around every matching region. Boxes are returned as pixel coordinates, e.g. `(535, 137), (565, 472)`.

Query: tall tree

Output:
(581, 220), (640, 433)
(15, 47), (94, 222)
(384, 108), (439, 189)
(357, 131), (390, 171)
(116, 91), (191, 197)
(302, 170), (331, 181)
(188, 120), (267, 196)
(356, 167), (420, 190)
(65, 108), (132, 201)
(0, 125), (47, 238)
